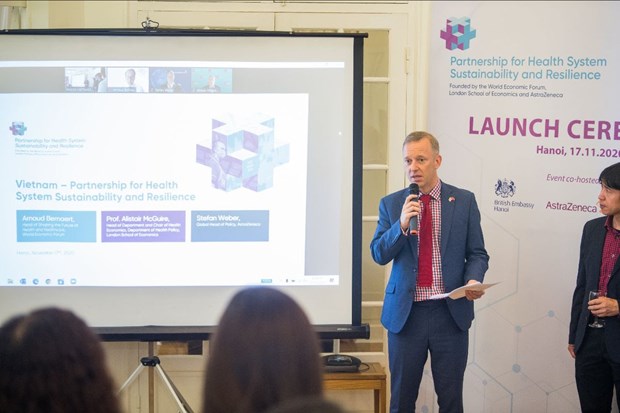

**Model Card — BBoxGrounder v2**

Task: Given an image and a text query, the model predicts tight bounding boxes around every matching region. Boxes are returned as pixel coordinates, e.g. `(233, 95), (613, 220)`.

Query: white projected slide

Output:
(2, 91), (313, 287)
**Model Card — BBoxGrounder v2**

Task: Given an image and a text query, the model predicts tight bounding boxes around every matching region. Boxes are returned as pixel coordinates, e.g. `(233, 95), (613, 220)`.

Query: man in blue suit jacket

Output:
(568, 162), (620, 413)
(371, 131), (489, 413)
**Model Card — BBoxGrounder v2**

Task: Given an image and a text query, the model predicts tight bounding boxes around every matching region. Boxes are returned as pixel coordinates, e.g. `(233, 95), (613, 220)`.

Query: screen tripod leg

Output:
(118, 356), (194, 413)
(153, 362), (194, 413)
(118, 362), (145, 395)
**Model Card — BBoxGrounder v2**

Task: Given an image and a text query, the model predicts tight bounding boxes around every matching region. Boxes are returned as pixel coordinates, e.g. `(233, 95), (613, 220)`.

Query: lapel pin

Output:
(449, 196), (455, 202)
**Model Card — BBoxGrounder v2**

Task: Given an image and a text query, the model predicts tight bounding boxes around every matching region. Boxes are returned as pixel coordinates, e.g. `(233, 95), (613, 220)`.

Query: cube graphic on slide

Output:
(212, 124), (244, 153)
(274, 141), (290, 165)
(243, 123), (274, 153)
(197, 112), (287, 192)
(226, 149), (260, 180)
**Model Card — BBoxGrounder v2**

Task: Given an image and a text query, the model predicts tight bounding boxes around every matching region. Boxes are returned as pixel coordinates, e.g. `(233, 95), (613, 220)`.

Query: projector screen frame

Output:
(0, 28), (368, 341)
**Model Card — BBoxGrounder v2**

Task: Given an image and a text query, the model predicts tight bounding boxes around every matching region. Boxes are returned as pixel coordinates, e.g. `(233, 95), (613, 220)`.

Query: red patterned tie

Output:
(417, 194), (433, 287)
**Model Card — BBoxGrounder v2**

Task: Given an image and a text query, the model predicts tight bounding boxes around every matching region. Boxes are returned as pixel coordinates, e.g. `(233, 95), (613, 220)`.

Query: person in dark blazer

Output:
(371, 131), (489, 413)
(568, 161), (620, 413)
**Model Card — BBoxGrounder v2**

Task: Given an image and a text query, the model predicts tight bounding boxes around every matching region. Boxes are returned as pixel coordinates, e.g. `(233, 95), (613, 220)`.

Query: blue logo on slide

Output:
(9, 121), (27, 136)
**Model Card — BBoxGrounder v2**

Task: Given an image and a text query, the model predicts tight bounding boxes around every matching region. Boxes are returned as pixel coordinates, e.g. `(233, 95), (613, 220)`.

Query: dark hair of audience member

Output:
(0, 307), (121, 413)
(202, 287), (324, 413)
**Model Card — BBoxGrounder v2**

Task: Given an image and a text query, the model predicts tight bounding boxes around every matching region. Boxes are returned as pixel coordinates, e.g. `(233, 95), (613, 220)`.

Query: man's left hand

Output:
(589, 296), (620, 317)
(464, 280), (485, 301)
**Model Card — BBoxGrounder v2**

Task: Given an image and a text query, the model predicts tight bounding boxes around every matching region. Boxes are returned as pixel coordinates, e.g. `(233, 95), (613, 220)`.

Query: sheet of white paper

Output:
(429, 282), (500, 300)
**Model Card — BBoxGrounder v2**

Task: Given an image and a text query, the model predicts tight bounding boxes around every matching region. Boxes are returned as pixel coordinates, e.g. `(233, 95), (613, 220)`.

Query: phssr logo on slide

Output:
(9, 121), (27, 136)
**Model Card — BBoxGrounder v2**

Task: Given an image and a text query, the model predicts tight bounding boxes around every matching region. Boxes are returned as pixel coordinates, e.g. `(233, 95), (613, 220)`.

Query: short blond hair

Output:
(403, 131), (440, 154)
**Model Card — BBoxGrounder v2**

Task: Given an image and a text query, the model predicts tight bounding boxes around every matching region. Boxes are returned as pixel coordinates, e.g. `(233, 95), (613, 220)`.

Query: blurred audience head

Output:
(0, 307), (121, 413)
(202, 287), (325, 413)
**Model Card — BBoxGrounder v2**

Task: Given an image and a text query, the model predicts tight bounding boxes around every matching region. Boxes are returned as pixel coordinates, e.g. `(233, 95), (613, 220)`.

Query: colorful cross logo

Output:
(440, 17), (477, 51)
(9, 121), (27, 136)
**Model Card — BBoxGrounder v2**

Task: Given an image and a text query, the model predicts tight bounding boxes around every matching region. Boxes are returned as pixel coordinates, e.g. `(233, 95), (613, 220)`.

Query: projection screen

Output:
(0, 29), (367, 340)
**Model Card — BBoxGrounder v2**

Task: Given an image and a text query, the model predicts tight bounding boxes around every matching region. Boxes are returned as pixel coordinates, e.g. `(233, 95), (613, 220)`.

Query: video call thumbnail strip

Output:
(64, 66), (233, 93)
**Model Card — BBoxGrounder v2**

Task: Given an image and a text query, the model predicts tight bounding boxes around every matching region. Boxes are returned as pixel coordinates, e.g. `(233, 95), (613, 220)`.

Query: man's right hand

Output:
(400, 194), (421, 235)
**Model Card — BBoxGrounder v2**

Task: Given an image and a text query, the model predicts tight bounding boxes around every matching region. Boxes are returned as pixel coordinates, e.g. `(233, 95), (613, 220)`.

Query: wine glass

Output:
(588, 290), (605, 328)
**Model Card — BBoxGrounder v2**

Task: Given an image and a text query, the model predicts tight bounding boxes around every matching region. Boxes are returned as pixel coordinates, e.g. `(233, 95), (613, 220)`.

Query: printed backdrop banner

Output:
(427, 2), (620, 412)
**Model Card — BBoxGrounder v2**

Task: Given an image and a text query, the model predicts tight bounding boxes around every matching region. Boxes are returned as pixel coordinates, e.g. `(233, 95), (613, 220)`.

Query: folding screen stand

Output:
(118, 345), (194, 413)
(333, 338), (341, 354)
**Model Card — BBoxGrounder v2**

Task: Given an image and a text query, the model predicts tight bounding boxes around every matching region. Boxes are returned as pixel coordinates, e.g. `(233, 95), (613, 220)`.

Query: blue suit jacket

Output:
(370, 181), (489, 333)
(569, 216), (620, 362)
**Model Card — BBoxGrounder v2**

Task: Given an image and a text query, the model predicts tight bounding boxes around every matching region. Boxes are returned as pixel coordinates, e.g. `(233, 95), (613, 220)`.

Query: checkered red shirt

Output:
(414, 181), (445, 301)
(599, 216), (620, 296)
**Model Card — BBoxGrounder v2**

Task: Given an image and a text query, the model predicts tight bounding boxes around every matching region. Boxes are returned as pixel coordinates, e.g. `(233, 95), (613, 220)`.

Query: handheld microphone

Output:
(408, 183), (419, 234)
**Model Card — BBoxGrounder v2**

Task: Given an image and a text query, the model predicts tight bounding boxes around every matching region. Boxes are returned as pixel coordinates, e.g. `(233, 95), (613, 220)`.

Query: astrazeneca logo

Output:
(9, 121), (27, 136)
(440, 17), (477, 51)
(495, 178), (516, 198)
